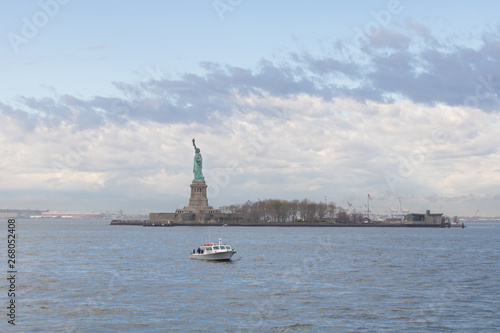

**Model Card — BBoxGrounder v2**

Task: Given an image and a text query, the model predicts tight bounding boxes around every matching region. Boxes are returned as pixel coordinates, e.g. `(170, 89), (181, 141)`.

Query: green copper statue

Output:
(192, 138), (205, 182)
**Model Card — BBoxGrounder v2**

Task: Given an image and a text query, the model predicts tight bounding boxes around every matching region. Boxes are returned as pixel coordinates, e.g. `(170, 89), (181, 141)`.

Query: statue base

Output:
(188, 181), (209, 207)
(149, 180), (240, 224)
(174, 181), (220, 220)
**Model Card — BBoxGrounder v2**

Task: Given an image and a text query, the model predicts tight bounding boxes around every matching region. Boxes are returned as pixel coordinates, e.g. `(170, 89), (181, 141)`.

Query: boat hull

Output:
(190, 250), (236, 261)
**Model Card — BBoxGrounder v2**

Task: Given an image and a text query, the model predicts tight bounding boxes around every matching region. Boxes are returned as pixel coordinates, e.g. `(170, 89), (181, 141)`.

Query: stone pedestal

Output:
(188, 181), (209, 207)
(174, 181), (220, 218)
(149, 180), (240, 223)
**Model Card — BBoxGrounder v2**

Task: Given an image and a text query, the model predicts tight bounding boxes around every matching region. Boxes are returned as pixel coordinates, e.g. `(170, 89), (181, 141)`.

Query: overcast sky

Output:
(1, 0), (500, 217)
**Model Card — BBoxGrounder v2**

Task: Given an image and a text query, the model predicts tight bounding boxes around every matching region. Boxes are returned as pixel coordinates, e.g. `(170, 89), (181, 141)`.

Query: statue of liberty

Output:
(192, 138), (205, 182)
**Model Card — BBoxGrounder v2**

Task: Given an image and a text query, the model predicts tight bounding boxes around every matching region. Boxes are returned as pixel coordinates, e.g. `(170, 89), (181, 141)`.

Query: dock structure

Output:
(142, 220), (173, 227)
(110, 220), (142, 225)
(110, 220), (172, 226)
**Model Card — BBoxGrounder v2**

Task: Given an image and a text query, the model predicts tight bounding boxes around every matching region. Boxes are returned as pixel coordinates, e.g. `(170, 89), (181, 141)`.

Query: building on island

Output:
(405, 210), (443, 224)
(0, 209), (46, 219)
(384, 217), (403, 223)
(0, 212), (17, 218)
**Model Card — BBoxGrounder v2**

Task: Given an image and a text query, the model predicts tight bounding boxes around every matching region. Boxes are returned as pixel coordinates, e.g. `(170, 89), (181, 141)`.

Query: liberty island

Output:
(111, 139), (461, 228)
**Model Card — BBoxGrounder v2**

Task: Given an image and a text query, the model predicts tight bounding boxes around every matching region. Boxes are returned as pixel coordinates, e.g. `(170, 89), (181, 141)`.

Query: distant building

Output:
(41, 212), (103, 219)
(405, 210), (443, 224)
(385, 217), (403, 223)
(0, 212), (17, 218)
(0, 209), (45, 218)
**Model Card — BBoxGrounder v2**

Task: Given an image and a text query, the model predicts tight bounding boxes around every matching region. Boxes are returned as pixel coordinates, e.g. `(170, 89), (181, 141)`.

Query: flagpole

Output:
(367, 194), (370, 221)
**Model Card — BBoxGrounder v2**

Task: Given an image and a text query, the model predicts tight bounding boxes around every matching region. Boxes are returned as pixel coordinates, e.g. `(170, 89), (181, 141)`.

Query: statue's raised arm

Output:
(192, 138), (204, 182)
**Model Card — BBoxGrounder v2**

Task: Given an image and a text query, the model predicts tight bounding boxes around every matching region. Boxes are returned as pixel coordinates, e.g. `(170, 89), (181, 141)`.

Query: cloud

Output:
(0, 102), (39, 135)
(370, 28), (410, 49)
(1, 21), (500, 215)
(1, 90), (499, 215)
(6, 22), (500, 132)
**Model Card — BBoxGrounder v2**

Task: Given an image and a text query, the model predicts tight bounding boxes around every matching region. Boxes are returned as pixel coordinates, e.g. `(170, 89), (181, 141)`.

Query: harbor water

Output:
(7, 219), (500, 332)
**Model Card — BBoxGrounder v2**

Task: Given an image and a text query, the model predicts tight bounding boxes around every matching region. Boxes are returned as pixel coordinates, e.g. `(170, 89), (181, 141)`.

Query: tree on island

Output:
(220, 198), (368, 223)
(220, 198), (386, 224)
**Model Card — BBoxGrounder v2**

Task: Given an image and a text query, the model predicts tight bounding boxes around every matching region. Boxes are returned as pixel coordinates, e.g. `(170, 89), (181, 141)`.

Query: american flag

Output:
(368, 194), (373, 200)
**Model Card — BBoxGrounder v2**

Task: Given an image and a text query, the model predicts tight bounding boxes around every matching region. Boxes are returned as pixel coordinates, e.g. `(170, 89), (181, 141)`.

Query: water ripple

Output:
(13, 219), (500, 332)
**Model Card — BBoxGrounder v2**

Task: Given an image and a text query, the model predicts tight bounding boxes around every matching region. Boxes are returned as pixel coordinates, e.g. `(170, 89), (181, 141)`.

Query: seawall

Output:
(110, 220), (464, 228)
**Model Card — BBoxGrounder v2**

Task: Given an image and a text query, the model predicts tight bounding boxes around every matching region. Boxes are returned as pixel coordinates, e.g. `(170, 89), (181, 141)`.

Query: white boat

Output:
(190, 238), (236, 261)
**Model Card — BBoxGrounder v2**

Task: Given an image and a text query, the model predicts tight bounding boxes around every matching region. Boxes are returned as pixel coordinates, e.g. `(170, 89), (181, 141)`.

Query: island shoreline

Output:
(111, 220), (464, 228)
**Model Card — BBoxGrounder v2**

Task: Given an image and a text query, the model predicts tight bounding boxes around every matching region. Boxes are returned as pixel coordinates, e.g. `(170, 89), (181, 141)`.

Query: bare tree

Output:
(298, 199), (309, 221)
(317, 202), (327, 222)
(233, 198), (341, 224)
(337, 208), (349, 223)
(289, 199), (299, 222)
(281, 200), (291, 222)
(351, 212), (363, 223)
(262, 199), (274, 222)
(270, 199), (282, 222)
(306, 201), (318, 221)
(327, 202), (336, 220)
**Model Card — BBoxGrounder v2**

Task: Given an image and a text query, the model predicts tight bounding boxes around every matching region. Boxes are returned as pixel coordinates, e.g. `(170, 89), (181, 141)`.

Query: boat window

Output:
(226, 246), (231, 250)
(213, 246), (219, 250)
(206, 247), (212, 251)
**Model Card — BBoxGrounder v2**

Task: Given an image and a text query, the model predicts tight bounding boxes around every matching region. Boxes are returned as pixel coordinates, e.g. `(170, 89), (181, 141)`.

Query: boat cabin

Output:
(196, 243), (232, 254)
